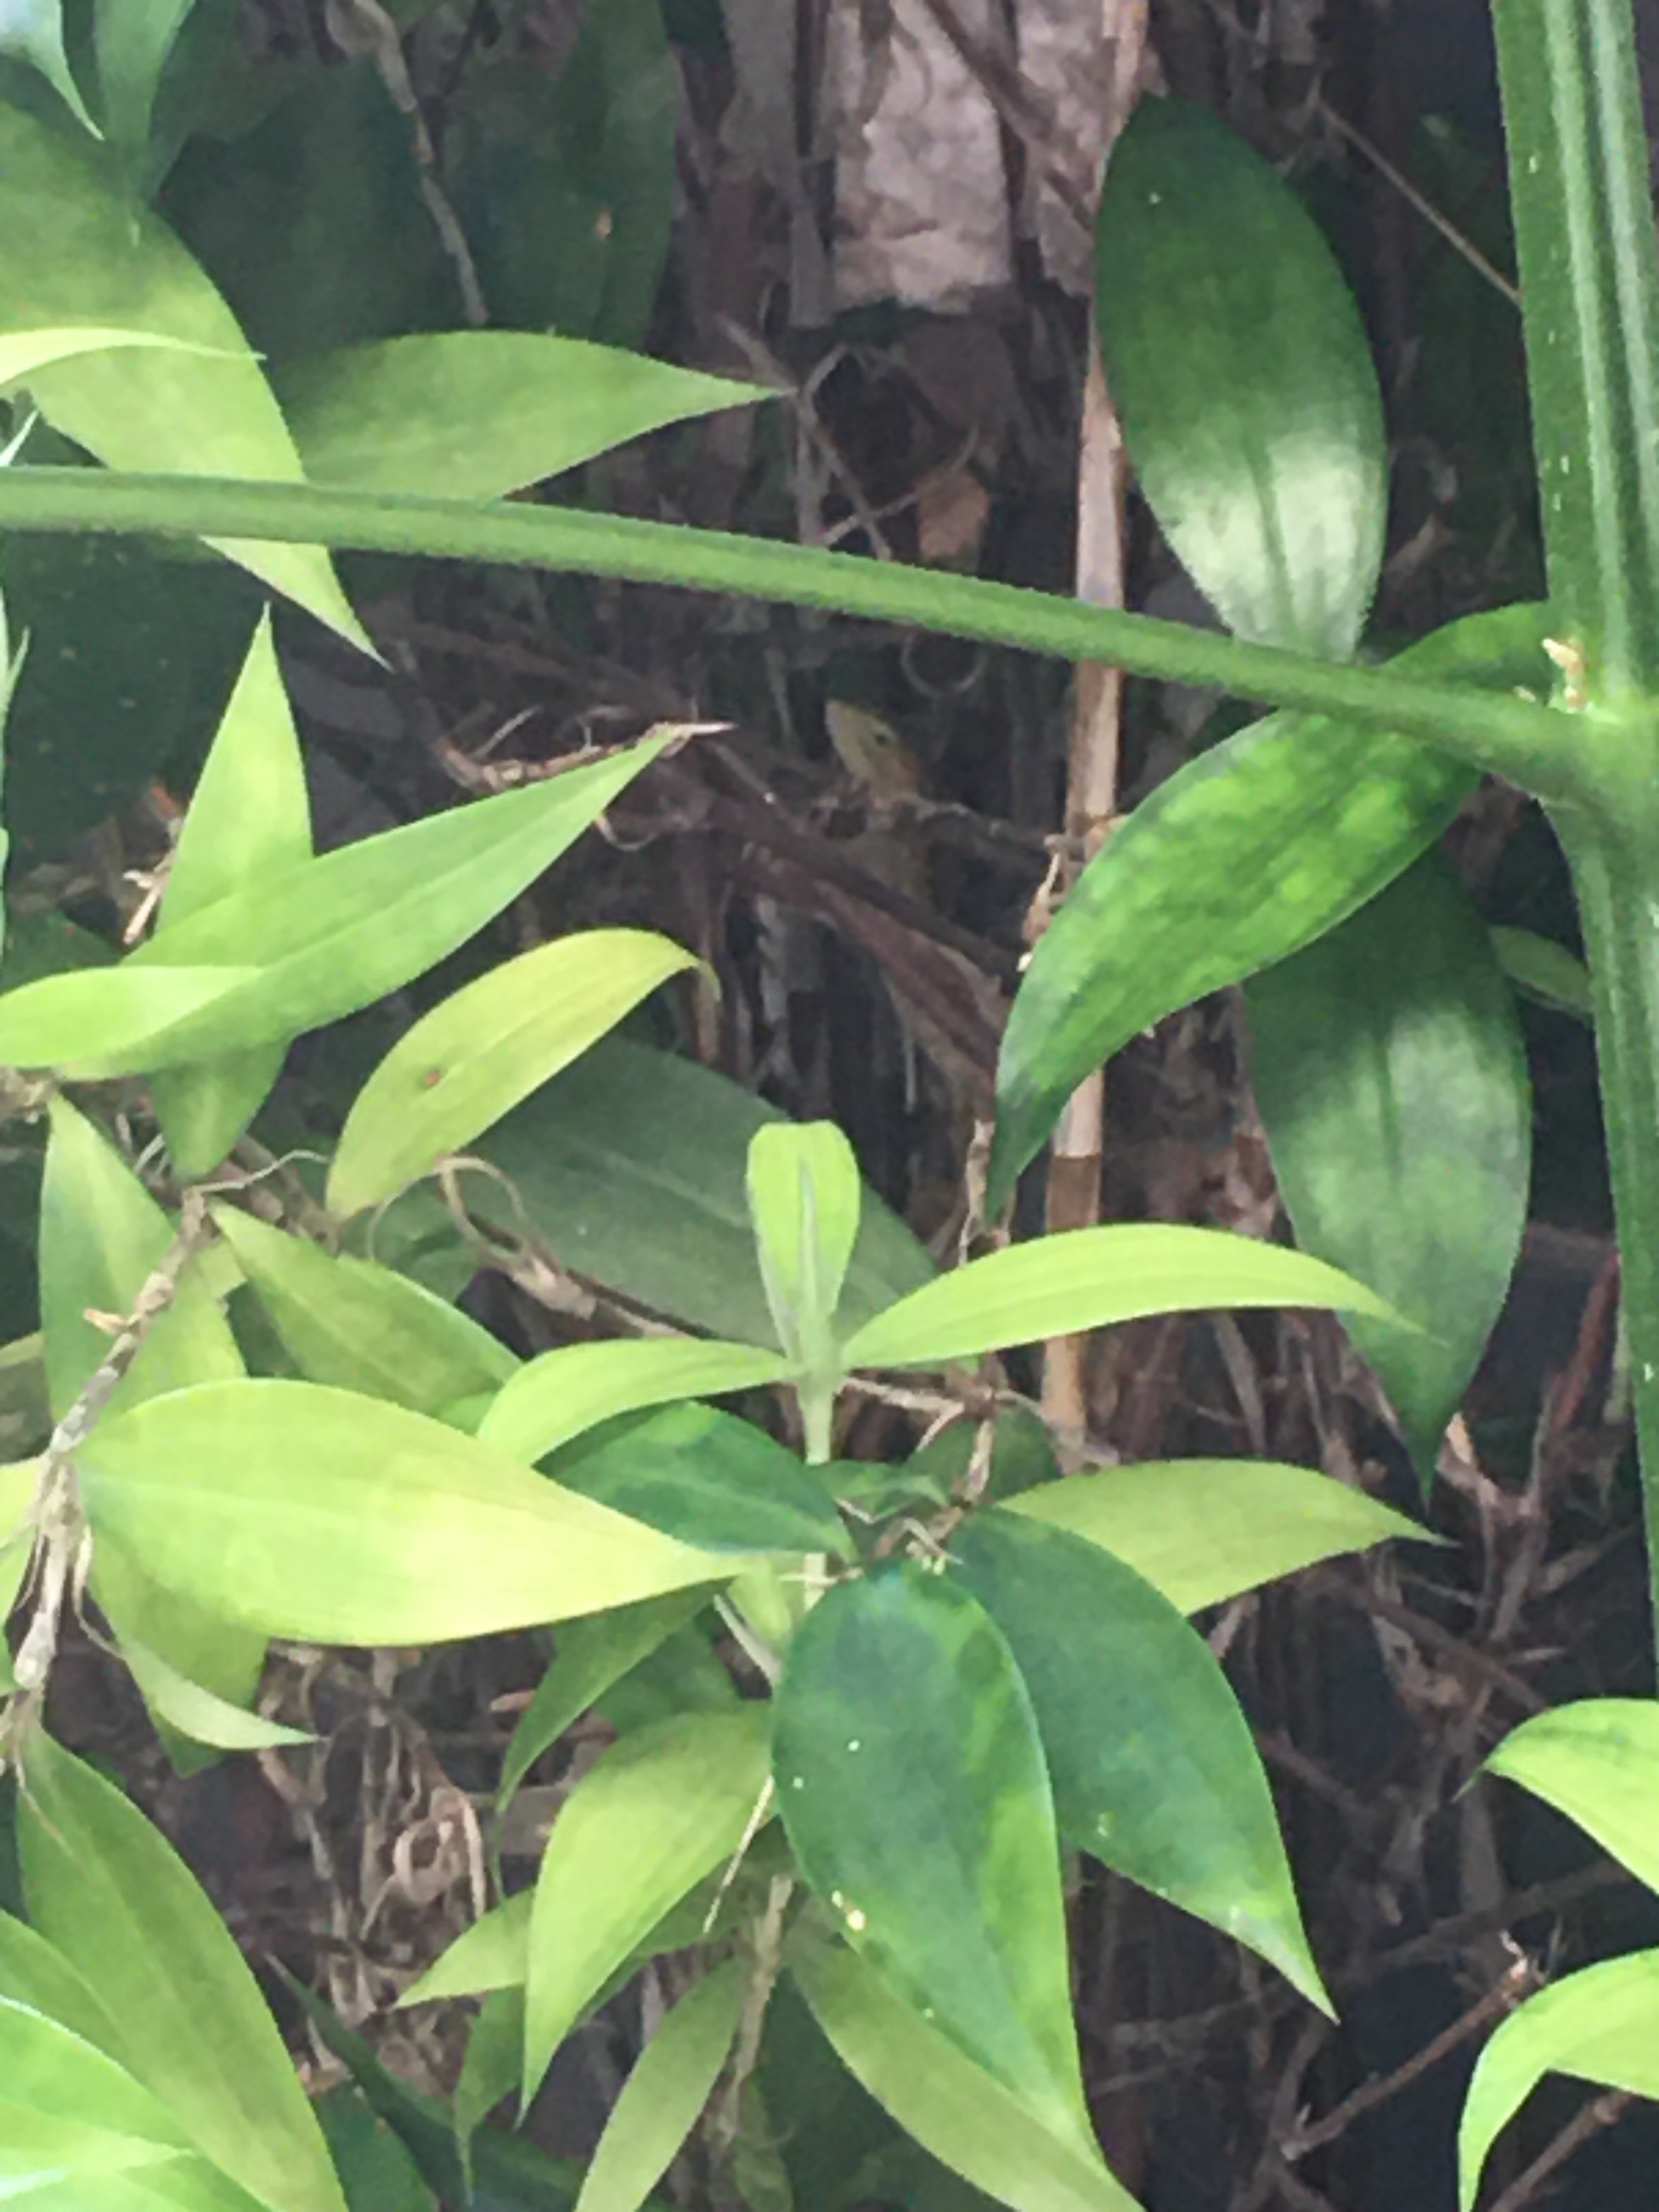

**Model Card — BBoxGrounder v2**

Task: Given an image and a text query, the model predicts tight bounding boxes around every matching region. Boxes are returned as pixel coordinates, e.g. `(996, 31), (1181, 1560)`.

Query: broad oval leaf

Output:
(1458, 1949), (1659, 2210)
(276, 332), (767, 498)
(950, 1512), (1327, 2011)
(18, 1730), (348, 2212)
(746, 1122), (863, 1374)
(577, 1961), (744, 2212)
(1247, 851), (1530, 1477)
(988, 604), (1552, 1209)
(328, 928), (699, 1216)
(549, 1403), (850, 1556)
(839, 1223), (1393, 1375)
(0, 102), (362, 642)
(150, 611), (313, 1176)
(1483, 1699), (1659, 1894)
(1097, 98), (1385, 658)
(789, 1933), (1138, 2212)
(523, 1708), (772, 2103)
(212, 1204), (517, 1418)
(1008, 1459), (1426, 1615)
(75, 1378), (735, 1645)
(479, 1338), (792, 1466)
(773, 1566), (1093, 2155)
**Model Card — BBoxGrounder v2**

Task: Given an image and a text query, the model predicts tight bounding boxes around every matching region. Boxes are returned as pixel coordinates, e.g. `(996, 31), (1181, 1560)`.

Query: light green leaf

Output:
(149, 611), (313, 1176)
(1459, 1949), (1659, 2209)
(747, 1122), (862, 1405)
(479, 1338), (791, 1466)
(328, 928), (699, 1216)
(951, 1512), (1328, 2011)
(92, 0), (202, 170)
(523, 1708), (771, 2104)
(0, 965), (262, 1073)
(840, 1223), (1393, 1374)
(76, 1378), (733, 1645)
(496, 1590), (712, 1813)
(0, 101), (363, 644)
(276, 332), (767, 498)
(119, 1634), (311, 1752)
(472, 1039), (934, 1349)
(0, 2), (99, 131)
(454, 1987), (522, 2146)
(0, 330), (251, 384)
(773, 1567), (1093, 2157)
(399, 1893), (533, 2007)
(212, 1204), (517, 1418)
(1007, 1459), (1426, 1615)
(0, 1910), (126, 2062)
(1483, 1699), (1659, 1894)
(1097, 98), (1385, 659)
(575, 1960), (744, 2212)
(1492, 924), (1594, 1021)
(790, 1932), (1139, 2212)
(18, 1730), (349, 2212)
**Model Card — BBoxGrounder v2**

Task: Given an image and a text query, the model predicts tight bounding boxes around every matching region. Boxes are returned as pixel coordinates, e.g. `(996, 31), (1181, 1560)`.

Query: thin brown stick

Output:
(1485, 2090), (1632, 2212)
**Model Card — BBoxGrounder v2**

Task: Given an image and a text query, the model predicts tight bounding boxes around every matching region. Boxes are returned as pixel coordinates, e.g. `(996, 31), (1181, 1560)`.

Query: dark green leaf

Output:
(773, 1567), (1093, 2155)
(1097, 98), (1384, 658)
(950, 1513), (1327, 2009)
(1491, 924), (1593, 1020)
(92, 0), (203, 171)
(1246, 851), (1530, 1474)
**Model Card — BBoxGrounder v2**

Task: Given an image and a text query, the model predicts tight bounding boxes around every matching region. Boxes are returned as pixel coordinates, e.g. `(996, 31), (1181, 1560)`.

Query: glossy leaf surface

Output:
(774, 1566), (1092, 2154)
(1247, 851), (1531, 1474)
(523, 1709), (771, 2102)
(1097, 97), (1385, 658)
(575, 1961), (743, 2212)
(0, 103), (360, 641)
(328, 928), (698, 1215)
(75, 1379), (732, 1645)
(791, 1934), (1137, 2212)
(950, 1513), (1325, 2008)
(473, 1039), (934, 1348)
(840, 1223), (1392, 1374)
(479, 1337), (791, 1465)
(276, 332), (765, 498)
(988, 604), (1551, 1207)
(1458, 1948), (1659, 2209)
(149, 612), (312, 1175)
(1008, 1459), (1424, 1615)
(213, 1205), (517, 1418)
(18, 1731), (348, 2212)
(1483, 1698), (1659, 1893)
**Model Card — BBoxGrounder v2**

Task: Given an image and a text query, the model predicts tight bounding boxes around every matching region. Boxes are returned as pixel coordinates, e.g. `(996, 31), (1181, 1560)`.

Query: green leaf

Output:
(789, 1933), (1139, 2212)
(773, 1566), (1092, 2155)
(472, 1039), (934, 1349)
(276, 334), (767, 498)
(399, 1894), (534, 2007)
(1007, 1459), (1426, 1615)
(0, 1906), (127, 2055)
(949, 1513), (1327, 2011)
(1096, 98), (1385, 658)
(988, 603), (1553, 1207)
(575, 1961), (744, 2212)
(747, 1122), (862, 1401)
(548, 1403), (850, 1555)
(1483, 1698), (1659, 1893)
(1458, 1948), (1659, 2210)
(149, 610), (313, 1176)
(328, 928), (699, 1216)
(0, 964), (261, 1072)
(212, 1205), (517, 1418)
(496, 1592), (710, 1812)
(1492, 925), (1594, 1020)
(75, 1379), (735, 1645)
(1246, 851), (1531, 1476)
(18, 1730), (349, 2212)
(118, 1635), (312, 1752)
(479, 1338), (792, 1466)
(92, 0), (202, 172)
(0, 330), (251, 383)
(0, 2), (98, 131)
(0, 103), (363, 645)
(0, 1995), (198, 2174)
(839, 1223), (1393, 1374)
(522, 1708), (771, 2102)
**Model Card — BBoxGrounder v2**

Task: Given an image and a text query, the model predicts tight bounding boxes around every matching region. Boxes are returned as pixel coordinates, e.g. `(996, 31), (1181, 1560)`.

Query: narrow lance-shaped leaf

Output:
(149, 611), (313, 1176)
(0, 3), (99, 130)
(0, 330), (253, 383)
(1481, 1698), (1659, 1895)
(747, 1121), (862, 1372)
(328, 928), (700, 1216)
(76, 1378), (736, 1646)
(93, 0), (202, 173)
(479, 1338), (792, 1467)
(575, 1961), (745, 2212)
(774, 1566), (1094, 2159)
(950, 1512), (1328, 2011)
(839, 1222), (1395, 1375)
(1096, 97), (1386, 659)
(1458, 1949), (1659, 2210)
(1246, 851), (1531, 1479)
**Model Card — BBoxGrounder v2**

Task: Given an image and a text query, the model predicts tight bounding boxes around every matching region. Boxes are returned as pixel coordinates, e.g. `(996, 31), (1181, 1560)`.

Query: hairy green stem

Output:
(0, 466), (1579, 791)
